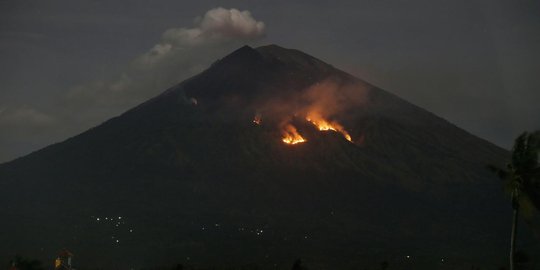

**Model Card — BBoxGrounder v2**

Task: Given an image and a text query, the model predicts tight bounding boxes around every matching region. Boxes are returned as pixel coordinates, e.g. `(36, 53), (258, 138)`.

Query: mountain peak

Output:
(256, 44), (334, 73)
(227, 44), (257, 56)
(217, 44), (261, 65)
(0, 44), (513, 269)
(182, 44), (336, 102)
(255, 43), (286, 51)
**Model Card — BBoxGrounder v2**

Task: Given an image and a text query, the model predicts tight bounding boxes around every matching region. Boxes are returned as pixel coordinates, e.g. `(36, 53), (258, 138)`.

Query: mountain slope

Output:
(0, 45), (514, 269)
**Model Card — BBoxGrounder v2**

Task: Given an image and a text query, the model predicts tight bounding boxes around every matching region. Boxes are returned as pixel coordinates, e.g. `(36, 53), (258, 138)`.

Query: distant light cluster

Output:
(196, 222), (316, 242)
(89, 217), (318, 247)
(200, 223), (268, 237)
(90, 215), (134, 245)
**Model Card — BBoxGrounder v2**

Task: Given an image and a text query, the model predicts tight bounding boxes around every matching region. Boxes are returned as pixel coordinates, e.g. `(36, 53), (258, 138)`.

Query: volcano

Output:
(0, 45), (513, 269)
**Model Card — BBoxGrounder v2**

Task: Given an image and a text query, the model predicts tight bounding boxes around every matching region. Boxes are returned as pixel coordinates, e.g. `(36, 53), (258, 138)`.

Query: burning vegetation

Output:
(281, 124), (307, 145)
(278, 114), (353, 145)
(306, 112), (352, 142)
(250, 78), (368, 145)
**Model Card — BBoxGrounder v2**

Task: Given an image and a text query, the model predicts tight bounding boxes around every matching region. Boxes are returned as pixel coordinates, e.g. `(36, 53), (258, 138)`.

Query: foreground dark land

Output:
(6, 253), (539, 270)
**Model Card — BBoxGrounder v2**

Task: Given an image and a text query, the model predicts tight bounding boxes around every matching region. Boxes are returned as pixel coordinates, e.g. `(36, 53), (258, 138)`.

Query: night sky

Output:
(1, 0), (539, 163)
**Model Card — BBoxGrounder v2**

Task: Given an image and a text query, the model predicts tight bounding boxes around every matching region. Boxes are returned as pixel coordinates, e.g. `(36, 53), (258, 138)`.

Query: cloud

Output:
(137, 7), (265, 68)
(168, 8), (264, 42)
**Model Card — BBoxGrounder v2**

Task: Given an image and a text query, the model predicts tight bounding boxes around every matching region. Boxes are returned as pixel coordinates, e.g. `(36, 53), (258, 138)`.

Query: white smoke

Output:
(136, 8), (265, 69)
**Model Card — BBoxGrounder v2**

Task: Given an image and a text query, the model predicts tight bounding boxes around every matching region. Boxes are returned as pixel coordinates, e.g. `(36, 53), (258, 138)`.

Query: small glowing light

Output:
(253, 114), (262, 125)
(116, 239), (119, 243)
(96, 218), (100, 221)
(406, 255), (410, 259)
(129, 229), (133, 233)
(118, 216), (122, 220)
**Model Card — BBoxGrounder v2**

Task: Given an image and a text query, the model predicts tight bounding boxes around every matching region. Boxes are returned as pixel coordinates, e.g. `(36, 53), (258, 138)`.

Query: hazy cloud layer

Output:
(0, 105), (56, 128)
(0, 7), (265, 163)
(0, 105), (62, 162)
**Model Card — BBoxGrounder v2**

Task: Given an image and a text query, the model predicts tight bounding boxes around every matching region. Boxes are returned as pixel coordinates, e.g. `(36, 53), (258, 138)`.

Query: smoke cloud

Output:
(136, 7), (265, 68)
(255, 78), (368, 120)
(300, 79), (368, 119)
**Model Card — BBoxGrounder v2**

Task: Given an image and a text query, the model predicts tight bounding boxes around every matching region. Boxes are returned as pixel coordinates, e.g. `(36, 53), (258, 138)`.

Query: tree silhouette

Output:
(9, 255), (45, 270)
(515, 250), (531, 270)
(488, 131), (540, 270)
(291, 259), (305, 270)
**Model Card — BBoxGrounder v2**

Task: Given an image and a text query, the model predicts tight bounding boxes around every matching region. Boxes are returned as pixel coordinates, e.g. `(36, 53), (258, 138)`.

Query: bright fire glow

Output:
(282, 124), (306, 145)
(306, 112), (352, 142)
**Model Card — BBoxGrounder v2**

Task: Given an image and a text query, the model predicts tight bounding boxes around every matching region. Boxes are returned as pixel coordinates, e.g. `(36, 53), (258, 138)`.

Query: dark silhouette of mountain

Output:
(0, 45), (515, 269)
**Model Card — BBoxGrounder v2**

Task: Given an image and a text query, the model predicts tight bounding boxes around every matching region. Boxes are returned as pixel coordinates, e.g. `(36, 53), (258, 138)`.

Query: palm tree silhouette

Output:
(488, 131), (540, 270)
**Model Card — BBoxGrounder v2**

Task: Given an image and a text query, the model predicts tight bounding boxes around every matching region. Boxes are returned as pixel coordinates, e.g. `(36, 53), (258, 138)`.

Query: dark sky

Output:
(1, 0), (539, 163)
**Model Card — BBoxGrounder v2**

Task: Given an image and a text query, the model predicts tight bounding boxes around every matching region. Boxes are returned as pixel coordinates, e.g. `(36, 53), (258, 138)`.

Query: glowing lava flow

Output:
(306, 113), (352, 142)
(281, 124), (307, 145)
